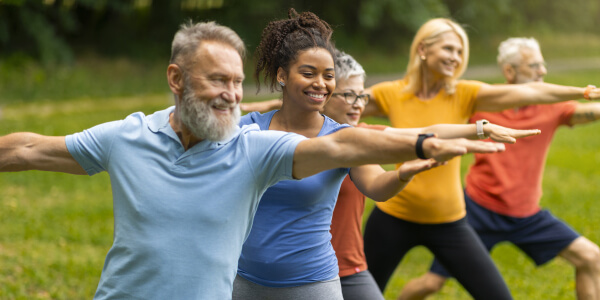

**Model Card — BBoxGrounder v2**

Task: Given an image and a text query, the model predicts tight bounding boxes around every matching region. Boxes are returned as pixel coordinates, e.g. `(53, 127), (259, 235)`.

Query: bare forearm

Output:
(476, 82), (590, 112)
(571, 102), (600, 125)
(420, 124), (478, 139)
(386, 123), (540, 143)
(293, 128), (417, 178)
(350, 165), (407, 202)
(1, 132), (35, 171)
(0, 133), (85, 174)
(362, 170), (407, 201)
(292, 127), (504, 178)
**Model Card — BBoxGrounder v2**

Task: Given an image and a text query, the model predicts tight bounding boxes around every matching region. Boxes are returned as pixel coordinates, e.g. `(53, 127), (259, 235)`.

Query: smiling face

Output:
(278, 47), (335, 111)
(177, 41), (245, 141)
(321, 75), (365, 126)
(421, 31), (464, 79)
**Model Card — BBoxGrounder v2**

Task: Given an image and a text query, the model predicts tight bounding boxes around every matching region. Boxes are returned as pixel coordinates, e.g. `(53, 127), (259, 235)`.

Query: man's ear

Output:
(502, 64), (516, 84)
(167, 64), (184, 95)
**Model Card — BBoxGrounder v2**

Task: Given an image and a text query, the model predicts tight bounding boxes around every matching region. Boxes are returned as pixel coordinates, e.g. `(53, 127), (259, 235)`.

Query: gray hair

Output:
(497, 37), (541, 66)
(334, 50), (366, 81)
(170, 21), (246, 69)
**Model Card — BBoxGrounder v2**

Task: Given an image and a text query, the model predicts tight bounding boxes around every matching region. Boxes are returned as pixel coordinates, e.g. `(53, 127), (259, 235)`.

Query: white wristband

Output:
(476, 119), (489, 139)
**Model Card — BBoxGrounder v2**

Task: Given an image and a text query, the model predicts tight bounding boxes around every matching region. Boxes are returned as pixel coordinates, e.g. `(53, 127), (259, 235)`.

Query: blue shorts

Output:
(430, 190), (580, 277)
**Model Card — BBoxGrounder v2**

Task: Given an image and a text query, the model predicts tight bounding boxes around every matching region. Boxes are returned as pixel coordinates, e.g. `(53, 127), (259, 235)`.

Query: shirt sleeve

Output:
(65, 119), (124, 175)
(557, 100), (579, 127)
(456, 80), (484, 118)
(371, 81), (397, 116)
(241, 129), (306, 187)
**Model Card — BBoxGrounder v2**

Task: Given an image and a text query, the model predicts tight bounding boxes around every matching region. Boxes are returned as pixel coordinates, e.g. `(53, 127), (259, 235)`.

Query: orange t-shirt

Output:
(330, 123), (386, 277)
(466, 102), (577, 217)
(371, 78), (481, 223)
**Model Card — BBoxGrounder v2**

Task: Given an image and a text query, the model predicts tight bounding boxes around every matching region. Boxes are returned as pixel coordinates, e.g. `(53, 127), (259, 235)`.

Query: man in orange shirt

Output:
(399, 37), (600, 300)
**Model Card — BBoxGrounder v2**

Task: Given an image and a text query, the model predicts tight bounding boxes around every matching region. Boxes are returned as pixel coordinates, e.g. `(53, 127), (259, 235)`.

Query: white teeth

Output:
(308, 93), (325, 99)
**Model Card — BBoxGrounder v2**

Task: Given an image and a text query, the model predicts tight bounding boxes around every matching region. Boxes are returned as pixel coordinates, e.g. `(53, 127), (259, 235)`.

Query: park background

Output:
(1, 0), (599, 299)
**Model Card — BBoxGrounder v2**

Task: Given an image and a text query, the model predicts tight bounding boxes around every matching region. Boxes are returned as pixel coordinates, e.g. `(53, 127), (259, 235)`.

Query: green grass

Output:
(1, 55), (600, 298)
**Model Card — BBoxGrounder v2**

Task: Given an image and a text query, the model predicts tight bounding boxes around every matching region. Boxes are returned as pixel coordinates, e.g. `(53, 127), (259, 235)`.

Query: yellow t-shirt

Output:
(372, 78), (482, 224)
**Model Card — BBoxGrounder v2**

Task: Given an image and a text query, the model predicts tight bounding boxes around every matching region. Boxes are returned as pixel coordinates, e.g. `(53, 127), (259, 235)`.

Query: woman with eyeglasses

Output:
(358, 18), (600, 300)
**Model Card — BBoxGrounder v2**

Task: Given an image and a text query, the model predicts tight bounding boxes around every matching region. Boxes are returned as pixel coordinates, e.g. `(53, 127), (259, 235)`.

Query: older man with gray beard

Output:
(0, 21), (510, 300)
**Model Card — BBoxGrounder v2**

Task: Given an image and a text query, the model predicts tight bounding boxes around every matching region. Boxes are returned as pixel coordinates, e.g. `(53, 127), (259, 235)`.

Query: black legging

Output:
(363, 206), (512, 300)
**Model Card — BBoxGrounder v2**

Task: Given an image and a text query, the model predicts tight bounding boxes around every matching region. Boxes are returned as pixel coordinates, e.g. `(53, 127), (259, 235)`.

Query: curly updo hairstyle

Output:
(254, 8), (336, 93)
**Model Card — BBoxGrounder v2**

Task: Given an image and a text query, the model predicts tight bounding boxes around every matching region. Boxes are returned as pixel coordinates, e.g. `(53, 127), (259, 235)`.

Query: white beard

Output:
(179, 85), (241, 142)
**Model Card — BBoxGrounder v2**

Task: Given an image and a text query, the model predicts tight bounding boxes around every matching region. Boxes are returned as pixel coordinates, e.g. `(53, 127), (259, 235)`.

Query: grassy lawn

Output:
(1, 62), (599, 298)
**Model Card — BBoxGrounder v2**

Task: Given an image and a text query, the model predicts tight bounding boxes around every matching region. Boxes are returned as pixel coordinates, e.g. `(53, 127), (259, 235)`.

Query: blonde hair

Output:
(404, 18), (469, 95)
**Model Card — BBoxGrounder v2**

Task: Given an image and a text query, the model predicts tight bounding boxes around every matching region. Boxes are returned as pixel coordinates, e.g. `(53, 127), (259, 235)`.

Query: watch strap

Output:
(416, 133), (435, 159)
(476, 119), (489, 139)
(584, 85), (596, 100)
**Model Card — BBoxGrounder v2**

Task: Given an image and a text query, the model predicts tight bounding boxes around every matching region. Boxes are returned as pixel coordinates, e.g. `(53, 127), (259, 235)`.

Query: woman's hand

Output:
(484, 123), (541, 143)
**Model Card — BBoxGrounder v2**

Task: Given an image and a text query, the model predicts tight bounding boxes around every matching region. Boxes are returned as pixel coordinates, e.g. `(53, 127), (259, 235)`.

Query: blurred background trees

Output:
(1, 0), (599, 103)
(2, 0), (599, 64)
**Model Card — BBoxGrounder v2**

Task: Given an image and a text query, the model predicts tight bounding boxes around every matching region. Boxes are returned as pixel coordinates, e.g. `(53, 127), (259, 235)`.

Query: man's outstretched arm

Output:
(291, 127), (505, 179)
(0, 133), (86, 174)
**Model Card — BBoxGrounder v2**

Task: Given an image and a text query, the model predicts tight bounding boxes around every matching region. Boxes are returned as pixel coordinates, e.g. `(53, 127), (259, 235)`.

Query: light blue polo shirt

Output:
(65, 106), (305, 300)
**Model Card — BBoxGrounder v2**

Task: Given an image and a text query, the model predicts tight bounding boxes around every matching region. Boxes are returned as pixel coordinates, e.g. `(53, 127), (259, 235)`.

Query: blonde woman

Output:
(361, 18), (600, 300)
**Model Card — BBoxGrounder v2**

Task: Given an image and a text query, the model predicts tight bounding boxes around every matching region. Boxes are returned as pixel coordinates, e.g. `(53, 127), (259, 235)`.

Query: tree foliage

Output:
(0, 0), (599, 64)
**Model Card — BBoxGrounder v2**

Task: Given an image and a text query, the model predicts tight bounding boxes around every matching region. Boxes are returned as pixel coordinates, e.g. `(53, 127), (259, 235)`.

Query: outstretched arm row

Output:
(474, 82), (600, 112)
(385, 122), (541, 144)
(292, 127), (506, 179)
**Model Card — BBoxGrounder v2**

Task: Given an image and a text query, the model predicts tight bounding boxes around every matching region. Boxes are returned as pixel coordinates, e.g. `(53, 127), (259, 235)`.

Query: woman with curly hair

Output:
(231, 9), (445, 299)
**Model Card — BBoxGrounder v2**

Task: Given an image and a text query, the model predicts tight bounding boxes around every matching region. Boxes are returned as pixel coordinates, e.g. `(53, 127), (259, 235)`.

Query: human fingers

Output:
(509, 129), (541, 139)
(398, 159), (446, 181)
(424, 138), (468, 162)
(463, 139), (504, 153)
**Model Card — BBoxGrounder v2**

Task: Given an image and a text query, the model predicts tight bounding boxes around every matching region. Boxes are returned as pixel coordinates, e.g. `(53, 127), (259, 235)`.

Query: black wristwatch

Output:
(416, 133), (435, 159)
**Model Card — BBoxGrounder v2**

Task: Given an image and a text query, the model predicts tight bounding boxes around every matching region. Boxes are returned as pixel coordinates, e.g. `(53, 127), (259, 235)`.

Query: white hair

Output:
(170, 21), (245, 69)
(497, 37), (541, 66)
(334, 50), (366, 81)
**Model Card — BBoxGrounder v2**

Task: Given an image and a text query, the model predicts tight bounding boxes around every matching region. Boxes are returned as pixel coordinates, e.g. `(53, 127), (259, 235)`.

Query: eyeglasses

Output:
(529, 62), (547, 70)
(524, 62), (546, 70)
(331, 92), (370, 106)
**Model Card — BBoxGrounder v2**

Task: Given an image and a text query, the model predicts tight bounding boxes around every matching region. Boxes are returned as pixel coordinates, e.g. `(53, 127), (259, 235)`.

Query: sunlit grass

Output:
(0, 51), (599, 299)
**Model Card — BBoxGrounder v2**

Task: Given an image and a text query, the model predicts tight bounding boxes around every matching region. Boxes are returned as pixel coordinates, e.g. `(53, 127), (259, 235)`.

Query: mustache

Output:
(210, 97), (237, 109)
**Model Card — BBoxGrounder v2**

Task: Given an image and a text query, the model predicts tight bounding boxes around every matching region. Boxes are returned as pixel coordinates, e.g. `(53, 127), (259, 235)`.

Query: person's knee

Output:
(564, 238), (600, 271)
(399, 273), (446, 300)
(579, 243), (600, 271)
(420, 272), (446, 294)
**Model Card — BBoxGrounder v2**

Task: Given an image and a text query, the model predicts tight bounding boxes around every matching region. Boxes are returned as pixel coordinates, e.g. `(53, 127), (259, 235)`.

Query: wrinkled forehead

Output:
(520, 47), (544, 63)
(191, 41), (244, 76)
